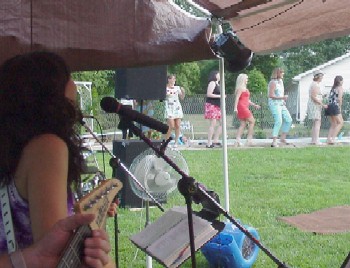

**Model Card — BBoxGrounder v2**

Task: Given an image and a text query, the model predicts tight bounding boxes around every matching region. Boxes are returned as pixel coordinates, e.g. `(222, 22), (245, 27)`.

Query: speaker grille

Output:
(112, 140), (163, 208)
(115, 66), (167, 100)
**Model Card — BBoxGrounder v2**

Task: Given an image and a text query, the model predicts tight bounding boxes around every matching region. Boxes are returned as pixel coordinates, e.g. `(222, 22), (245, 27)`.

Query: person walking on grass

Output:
(306, 70), (328, 145)
(268, 67), (292, 147)
(204, 70), (223, 148)
(233, 73), (260, 147)
(164, 74), (185, 148)
(325, 75), (344, 145)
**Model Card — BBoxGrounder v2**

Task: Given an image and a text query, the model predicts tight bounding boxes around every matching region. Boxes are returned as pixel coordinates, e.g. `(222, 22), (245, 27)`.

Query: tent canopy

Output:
(193, 0), (350, 54)
(0, 0), (214, 71)
(1, 0), (350, 71)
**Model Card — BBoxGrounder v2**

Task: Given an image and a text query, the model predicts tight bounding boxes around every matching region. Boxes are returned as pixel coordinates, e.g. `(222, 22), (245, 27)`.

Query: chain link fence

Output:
(86, 92), (350, 141)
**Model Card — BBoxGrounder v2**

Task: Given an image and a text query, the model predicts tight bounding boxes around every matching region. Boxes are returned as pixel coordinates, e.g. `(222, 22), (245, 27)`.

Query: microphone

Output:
(100, 97), (169, 134)
(79, 114), (95, 125)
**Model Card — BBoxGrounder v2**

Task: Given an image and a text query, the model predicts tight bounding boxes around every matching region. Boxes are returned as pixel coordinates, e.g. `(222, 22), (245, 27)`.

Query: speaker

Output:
(112, 139), (163, 208)
(115, 65), (167, 100)
(210, 31), (253, 73)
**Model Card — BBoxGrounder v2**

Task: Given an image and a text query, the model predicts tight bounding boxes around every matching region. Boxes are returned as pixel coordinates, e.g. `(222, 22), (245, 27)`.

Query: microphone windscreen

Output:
(100, 97), (119, 113)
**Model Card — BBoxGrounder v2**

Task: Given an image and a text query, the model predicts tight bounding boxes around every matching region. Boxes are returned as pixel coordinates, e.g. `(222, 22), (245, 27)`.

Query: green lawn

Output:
(97, 146), (350, 268)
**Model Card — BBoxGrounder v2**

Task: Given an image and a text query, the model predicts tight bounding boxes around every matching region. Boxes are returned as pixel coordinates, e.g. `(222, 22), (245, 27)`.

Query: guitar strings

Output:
(57, 225), (92, 268)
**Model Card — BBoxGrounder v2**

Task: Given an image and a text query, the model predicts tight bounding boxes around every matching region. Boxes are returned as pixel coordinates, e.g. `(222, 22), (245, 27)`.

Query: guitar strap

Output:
(0, 185), (18, 253)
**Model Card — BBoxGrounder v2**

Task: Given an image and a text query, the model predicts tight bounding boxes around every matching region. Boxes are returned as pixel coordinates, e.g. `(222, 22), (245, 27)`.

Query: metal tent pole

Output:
(217, 23), (230, 212)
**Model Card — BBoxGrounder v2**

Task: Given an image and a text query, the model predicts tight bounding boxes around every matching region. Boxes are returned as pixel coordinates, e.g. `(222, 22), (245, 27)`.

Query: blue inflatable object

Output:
(201, 222), (260, 268)
(170, 133), (185, 145)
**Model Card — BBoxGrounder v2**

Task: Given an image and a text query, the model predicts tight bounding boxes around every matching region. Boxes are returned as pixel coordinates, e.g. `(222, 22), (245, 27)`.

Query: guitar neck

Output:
(57, 224), (92, 268)
(57, 179), (122, 268)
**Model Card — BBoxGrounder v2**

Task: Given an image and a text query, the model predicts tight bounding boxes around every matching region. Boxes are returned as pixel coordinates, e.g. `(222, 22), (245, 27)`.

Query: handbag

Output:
(325, 102), (340, 116)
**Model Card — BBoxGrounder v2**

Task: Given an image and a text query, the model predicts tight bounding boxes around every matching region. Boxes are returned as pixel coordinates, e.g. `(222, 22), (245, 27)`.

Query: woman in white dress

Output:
(165, 74), (185, 147)
(306, 70), (328, 145)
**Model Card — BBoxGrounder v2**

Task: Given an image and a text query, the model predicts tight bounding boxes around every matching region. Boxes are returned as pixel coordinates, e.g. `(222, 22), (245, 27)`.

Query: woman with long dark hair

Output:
(0, 51), (111, 267)
(204, 70), (222, 148)
(325, 75), (344, 144)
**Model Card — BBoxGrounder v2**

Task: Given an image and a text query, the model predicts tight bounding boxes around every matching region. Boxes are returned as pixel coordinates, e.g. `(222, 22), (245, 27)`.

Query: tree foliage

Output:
(71, 70), (115, 114)
(71, 70), (115, 96)
(278, 36), (350, 85)
(197, 60), (219, 92)
(168, 62), (201, 95)
(247, 68), (267, 94)
(247, 54), (281, 82)
(172, 0), (208, 17)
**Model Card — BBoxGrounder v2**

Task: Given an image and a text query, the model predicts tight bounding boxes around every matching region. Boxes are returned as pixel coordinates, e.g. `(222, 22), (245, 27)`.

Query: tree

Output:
(247, 54), (281, 82)
(278, 36), (350, 85)
(247, 68), (267, 94)
(168, 62), (201, 95)
(71, 70), (115, 96)
(172, 0), (208, 17)
(71, 70), (115, 114)
(196, 60), (219, 92)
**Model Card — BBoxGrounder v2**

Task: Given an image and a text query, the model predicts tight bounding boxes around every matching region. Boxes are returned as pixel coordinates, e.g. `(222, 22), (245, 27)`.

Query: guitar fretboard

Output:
(57, 224), (92, 268)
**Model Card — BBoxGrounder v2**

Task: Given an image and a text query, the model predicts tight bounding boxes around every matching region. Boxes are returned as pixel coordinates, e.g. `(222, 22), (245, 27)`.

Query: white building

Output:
(292, 52), (350, 122)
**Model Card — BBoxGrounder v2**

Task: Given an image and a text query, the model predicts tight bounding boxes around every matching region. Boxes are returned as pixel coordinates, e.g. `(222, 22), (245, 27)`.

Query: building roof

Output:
(292, 51), (350, 82)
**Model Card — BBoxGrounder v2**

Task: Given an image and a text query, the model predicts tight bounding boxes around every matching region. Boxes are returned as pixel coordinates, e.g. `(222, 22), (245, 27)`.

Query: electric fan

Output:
(128, 147), (189, 202)
(128, 147), (189, 268)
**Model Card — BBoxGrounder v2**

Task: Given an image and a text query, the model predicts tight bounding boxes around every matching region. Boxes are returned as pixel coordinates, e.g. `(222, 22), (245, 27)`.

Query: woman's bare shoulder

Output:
(24, 134), (68, 156)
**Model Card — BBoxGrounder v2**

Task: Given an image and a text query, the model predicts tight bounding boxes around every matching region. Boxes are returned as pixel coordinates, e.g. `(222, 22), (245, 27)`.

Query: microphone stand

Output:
(126, 123), (290, 268)
(81, 120), (164, 211)
(127, 123), (198, 267)
(80, 120), (165, 268)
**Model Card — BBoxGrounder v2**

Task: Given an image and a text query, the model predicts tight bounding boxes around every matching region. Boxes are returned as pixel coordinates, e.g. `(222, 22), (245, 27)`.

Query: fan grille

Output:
(128, 148), (189, 201)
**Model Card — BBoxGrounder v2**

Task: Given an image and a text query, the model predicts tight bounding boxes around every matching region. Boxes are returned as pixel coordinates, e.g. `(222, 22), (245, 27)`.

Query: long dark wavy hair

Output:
(208, 70), (219, 83)
(331, 75), (343, 90)
(0, 51), (83, 188)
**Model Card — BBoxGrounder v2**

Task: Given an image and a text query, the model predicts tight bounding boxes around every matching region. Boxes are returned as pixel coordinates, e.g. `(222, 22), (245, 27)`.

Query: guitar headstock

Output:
(74, 178), (122, 230)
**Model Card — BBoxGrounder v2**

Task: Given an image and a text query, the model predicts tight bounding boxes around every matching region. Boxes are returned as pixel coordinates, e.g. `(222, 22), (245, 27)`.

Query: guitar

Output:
(57, 178), (122, 268)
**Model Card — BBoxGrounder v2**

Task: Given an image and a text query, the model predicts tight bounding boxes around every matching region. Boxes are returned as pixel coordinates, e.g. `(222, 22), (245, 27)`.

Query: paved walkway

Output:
(89, 137), (350, 152)
(174, 137), (350, 150)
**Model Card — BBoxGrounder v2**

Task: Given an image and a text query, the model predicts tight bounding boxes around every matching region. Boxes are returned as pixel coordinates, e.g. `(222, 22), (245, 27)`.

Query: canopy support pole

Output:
(216, 22), (230, 213)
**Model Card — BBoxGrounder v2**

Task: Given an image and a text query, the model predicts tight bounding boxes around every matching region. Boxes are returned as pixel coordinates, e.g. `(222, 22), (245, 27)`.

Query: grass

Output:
(96, 146), (350, 268)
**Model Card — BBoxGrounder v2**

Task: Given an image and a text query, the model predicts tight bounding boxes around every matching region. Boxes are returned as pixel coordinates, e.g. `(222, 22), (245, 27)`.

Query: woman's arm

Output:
(268, 81), (276, 99)
(0, 214), (111, 268)
(234, 88), (242, 112)
(249, 100), (260, 109)
(310, 86), (323, 105)
(338, 86), (344, 108)
(206, 81), (220, 98)
(20, 134), (70, 242)
(179, 87), (185, 100)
